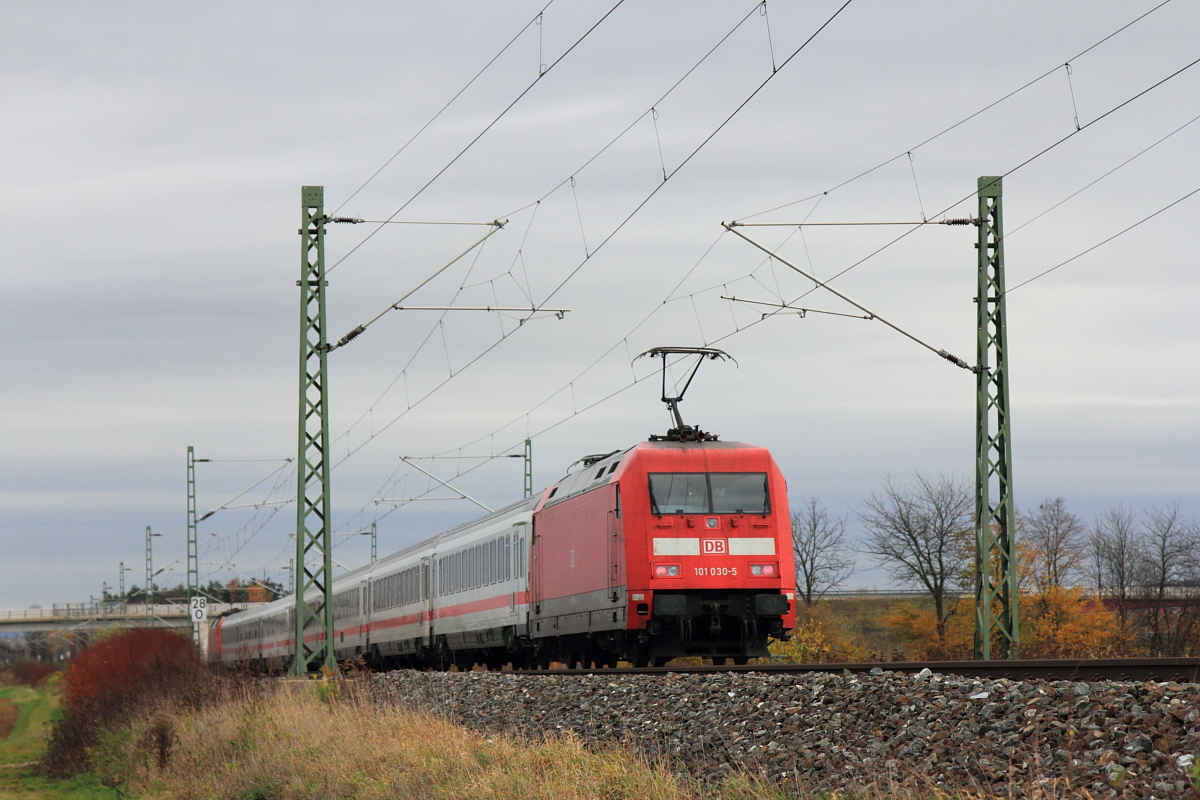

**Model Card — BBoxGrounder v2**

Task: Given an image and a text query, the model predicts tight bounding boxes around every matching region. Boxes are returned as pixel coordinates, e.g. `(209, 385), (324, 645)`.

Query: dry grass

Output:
(102, 680), (704, 800)
(87, 678), (1037, 800)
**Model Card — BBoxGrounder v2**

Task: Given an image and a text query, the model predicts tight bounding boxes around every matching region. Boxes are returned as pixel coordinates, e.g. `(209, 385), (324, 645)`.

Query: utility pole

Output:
(285, 559), (294, 596)
(524, 438), (533, 498)
(119, 562), (130, 613)
(973, 176), (1019, 660)
(370, 522), (377, 563)
(186, 446), (200, 645)
(291, 185), (336, 675)
(145, 526), (155, 619)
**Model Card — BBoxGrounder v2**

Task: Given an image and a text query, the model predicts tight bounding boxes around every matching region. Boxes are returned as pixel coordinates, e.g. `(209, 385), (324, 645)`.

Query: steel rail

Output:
(509, 657), (1200, 683)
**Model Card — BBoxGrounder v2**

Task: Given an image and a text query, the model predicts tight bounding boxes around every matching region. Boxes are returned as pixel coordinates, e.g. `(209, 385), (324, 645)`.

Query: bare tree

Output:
(1135, 502), (1200, 655)
(858, 473), (973, 639)
(1089, 505), (1139, 628)
(1025, 497), (1086, 592)
(791, 496), (854, 607)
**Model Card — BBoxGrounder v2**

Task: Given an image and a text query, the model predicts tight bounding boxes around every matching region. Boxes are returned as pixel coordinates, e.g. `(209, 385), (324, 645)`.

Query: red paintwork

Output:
(210, 617), (224, 657)
(534, 441), (796, 633)
(533, 485), (616, 607)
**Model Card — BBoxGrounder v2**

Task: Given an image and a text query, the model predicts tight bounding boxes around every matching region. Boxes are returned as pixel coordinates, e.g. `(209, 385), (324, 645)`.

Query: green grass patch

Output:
(0, 762), (119, 800)
(0, 675), (116, 799)
(0, 683), (62, 766)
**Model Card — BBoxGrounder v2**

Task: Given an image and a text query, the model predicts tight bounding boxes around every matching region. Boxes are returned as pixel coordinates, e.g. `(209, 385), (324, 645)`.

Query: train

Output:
(208, 435), (797, 670)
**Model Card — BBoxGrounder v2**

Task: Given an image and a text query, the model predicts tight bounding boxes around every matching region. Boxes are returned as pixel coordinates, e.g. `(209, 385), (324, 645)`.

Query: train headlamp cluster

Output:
(654, 564), (682, 577)
(750, 563), (778, 576)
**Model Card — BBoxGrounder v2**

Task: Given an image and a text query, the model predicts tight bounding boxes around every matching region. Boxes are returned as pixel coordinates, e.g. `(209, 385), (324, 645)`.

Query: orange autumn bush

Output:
(879, 599), (972, 660)
(770, 604), (862, 663)
(1020, 586), (1128, 658)
(881, 589), (1125, 660)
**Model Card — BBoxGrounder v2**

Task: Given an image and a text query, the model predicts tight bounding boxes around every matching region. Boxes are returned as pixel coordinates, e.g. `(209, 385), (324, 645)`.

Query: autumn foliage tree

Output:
(46, 628), (210, 777)
(1020, 586), (1125, 658)
(877, 494), (1126, 660)
(858, 473), (973, 646)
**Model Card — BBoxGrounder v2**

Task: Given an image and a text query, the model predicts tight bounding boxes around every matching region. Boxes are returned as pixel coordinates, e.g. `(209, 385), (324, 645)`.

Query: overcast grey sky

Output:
(3, 1), (1197, 608)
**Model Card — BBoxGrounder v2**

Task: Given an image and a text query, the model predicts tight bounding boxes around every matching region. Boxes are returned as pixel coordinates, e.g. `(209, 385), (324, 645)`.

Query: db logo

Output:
(701, 538), (727, 555)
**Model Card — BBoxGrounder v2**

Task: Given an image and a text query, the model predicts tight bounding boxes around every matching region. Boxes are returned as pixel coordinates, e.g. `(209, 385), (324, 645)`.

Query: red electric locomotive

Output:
(529, 435), (795, 667)
(209, 348), (796, 669)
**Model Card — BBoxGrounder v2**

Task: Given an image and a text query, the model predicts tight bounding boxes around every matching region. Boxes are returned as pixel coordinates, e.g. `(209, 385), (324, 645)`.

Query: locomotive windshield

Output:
(649, 473), (769, 515)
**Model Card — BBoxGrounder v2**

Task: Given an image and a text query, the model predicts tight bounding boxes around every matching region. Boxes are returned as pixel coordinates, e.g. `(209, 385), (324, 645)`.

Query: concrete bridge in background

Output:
(0, 602), (269, 633)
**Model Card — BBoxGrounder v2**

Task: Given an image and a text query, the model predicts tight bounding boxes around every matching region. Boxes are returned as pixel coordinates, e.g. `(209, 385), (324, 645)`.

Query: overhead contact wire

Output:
(333, 0), (852, 488)
(531, 0), (856, 311)
(328, 0), (629, 275)
(738, 0), (1178, 220)
(333, 2), (558, 215)
(1008, 184), (1200, 292)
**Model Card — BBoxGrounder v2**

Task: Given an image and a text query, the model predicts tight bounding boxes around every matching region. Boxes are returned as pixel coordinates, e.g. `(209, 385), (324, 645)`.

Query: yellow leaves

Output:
(877, 589), (1125, 660)
(769, 605), (860, 663)
(1020, 586), (1127, 659)
(879, 600), (972, 660)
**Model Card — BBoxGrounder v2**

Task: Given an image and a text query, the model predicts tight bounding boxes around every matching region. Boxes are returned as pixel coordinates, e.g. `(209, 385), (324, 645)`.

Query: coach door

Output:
(421, 556), (434, 647)
(607, 486), (622, 602)
(530, 518), (544, 618)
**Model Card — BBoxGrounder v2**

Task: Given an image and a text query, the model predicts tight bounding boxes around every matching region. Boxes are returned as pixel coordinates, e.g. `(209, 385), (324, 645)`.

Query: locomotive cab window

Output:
(648, 474), (708, 514)
(710, 473), (770, 514)
(649, 473), (769, 515)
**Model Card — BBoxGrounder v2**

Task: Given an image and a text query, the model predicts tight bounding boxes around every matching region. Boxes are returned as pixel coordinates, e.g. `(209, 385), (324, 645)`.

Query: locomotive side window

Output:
(648, 473), (769, 515)
(649, 474), (709, 514)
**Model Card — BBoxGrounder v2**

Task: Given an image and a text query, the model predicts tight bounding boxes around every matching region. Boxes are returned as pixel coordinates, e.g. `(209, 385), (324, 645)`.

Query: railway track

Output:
(513, 656), (1200, 683)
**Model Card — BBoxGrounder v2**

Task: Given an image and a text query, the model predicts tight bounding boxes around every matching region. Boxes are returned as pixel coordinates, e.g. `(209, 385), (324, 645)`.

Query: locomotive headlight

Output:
(654, 564), (681, 577)
(750, 563), (777, 576)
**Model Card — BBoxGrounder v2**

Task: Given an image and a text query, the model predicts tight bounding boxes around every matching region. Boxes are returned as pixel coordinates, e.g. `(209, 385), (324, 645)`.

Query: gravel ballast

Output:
(372, 668), (1200, 797)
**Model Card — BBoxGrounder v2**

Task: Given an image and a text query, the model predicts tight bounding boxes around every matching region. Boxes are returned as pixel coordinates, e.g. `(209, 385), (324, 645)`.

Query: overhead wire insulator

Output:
(937, 349), (975, 371)
(333, 324), (366, 350)
(330, 217), (364, 224)
(941, 218), (978, 226)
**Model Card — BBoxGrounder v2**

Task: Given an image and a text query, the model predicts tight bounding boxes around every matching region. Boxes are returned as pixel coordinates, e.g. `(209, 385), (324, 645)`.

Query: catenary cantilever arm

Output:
(722, 223), (974, 371)
(328, 221), (507, 352)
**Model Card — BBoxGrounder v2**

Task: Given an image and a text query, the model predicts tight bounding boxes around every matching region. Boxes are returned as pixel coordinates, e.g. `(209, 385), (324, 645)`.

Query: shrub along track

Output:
(372, 659), (1200, 798)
